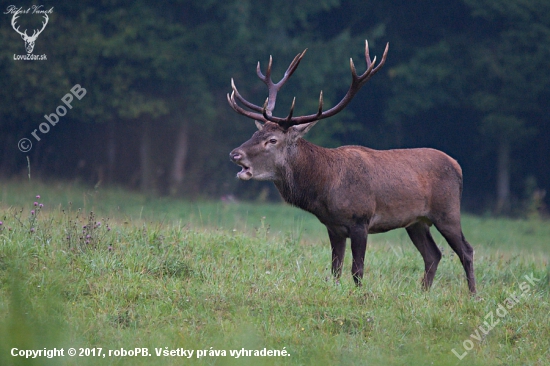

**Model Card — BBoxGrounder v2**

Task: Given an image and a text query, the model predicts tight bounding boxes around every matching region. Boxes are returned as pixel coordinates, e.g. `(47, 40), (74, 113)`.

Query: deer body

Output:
(278, 141), (460, 233)
(228, 41), (476, 293)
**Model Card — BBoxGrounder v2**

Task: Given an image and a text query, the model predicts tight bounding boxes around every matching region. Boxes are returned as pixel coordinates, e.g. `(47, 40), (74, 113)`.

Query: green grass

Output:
(0, 180), (549, 365)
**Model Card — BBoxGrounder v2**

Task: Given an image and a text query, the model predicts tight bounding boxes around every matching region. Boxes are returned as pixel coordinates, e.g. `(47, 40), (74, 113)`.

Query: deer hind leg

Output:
(327, 227), (346, 282)
(406, 222), (442, 290)
(434, 219), (476, 294)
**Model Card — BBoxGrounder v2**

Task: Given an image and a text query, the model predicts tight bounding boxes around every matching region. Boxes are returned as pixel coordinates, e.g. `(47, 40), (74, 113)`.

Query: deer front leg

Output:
(327, 227), (346, 281)
(350, 225), (367, 286)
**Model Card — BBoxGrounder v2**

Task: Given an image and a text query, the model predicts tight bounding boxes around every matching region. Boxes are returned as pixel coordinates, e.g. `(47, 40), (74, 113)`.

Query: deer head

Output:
(11, 12), (49, 54)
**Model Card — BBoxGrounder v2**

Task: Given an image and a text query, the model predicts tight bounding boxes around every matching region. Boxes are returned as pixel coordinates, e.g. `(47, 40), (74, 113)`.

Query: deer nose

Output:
(230, 150), (243, 162)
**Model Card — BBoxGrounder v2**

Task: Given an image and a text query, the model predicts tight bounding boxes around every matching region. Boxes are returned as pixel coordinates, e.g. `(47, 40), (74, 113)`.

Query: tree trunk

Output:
(170, 121), (190, 196)
(106, 121), (117, 184)
(495, 138), (511, 214)
(0, 133), (11, 178)
(140, 118), (153, 193)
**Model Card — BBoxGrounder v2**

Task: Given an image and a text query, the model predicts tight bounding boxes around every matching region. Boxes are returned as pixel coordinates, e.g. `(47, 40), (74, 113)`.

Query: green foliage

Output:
(479, 114), (535, 143)
(383, 0), (550, 213)
(463, 0), (549, 22)
(386, 41), (465, 121)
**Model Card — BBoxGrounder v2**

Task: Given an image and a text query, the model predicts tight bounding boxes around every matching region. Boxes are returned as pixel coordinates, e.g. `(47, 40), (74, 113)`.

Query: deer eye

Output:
(268, 138), (277, 144)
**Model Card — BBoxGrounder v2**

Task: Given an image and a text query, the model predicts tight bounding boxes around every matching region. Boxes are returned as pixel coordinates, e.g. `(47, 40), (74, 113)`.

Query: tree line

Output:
(0, 0), (548, 215)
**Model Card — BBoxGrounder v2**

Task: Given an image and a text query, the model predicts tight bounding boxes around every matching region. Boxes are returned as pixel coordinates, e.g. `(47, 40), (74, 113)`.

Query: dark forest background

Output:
(0, 0), (549, 216)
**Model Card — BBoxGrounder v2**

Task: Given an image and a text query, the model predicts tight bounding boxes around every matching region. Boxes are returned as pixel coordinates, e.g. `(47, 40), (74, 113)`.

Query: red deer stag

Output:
(228, 40), (476, 294)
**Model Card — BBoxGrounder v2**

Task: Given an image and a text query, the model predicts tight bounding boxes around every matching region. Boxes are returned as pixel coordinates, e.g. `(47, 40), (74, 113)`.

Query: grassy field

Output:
(0, 180), (549, 365)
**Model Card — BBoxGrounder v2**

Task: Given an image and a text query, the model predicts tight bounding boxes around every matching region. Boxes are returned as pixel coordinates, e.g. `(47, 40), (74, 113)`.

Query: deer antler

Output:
(228, 40), (389, 130)
(228, 49), (307, 121)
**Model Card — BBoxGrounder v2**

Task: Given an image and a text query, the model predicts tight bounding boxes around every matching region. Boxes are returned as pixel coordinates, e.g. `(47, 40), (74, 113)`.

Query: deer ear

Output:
(255, 121), (264, 131)
(290, 121), (318, 137)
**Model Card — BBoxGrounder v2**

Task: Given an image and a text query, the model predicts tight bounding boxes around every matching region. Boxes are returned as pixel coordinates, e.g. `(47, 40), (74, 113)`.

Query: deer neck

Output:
(274, 139), (330, 213)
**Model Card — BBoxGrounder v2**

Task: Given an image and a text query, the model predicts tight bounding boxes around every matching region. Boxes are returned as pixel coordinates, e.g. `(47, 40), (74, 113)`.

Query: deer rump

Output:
(228, 41), (476, 294)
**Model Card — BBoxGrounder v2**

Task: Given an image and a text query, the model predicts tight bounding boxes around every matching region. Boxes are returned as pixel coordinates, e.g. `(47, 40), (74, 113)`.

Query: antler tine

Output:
(256, 56), (273, 86)
(231, 79), (264, 113)
(349, 58), (358, 79)
(372, 42), (390, 74)
(275, 49), (307, 89)
(365, 39), (372, 70)
(227, 91), (264, 121)
(263, 95), (297, 124)
(317, 91), (324, 116)
(262, 98), (270, 121)
(362, 55), (377, 80)
(287, 97), (296, 120)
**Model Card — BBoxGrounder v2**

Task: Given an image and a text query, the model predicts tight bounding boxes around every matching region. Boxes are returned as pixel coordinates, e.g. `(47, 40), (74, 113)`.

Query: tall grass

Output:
(0, 180), (549, 365)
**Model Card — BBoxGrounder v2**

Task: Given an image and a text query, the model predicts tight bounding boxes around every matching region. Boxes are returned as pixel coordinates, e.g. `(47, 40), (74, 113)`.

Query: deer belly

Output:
(368, 214), (423, 234)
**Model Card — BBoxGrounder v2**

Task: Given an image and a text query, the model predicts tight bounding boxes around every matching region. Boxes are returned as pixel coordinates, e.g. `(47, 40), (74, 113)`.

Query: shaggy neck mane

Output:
(274, 138), (332, 213)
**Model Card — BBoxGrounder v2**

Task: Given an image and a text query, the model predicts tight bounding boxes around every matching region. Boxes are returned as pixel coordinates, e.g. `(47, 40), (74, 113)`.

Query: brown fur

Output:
(230, 121), (476, 293)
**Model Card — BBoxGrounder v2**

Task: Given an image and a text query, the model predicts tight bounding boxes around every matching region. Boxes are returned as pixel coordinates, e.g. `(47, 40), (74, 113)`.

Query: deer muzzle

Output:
(230, 149), (252, 180)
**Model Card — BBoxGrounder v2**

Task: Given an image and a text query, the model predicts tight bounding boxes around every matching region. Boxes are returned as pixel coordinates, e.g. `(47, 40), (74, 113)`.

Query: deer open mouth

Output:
(236, 163), (252, 180)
